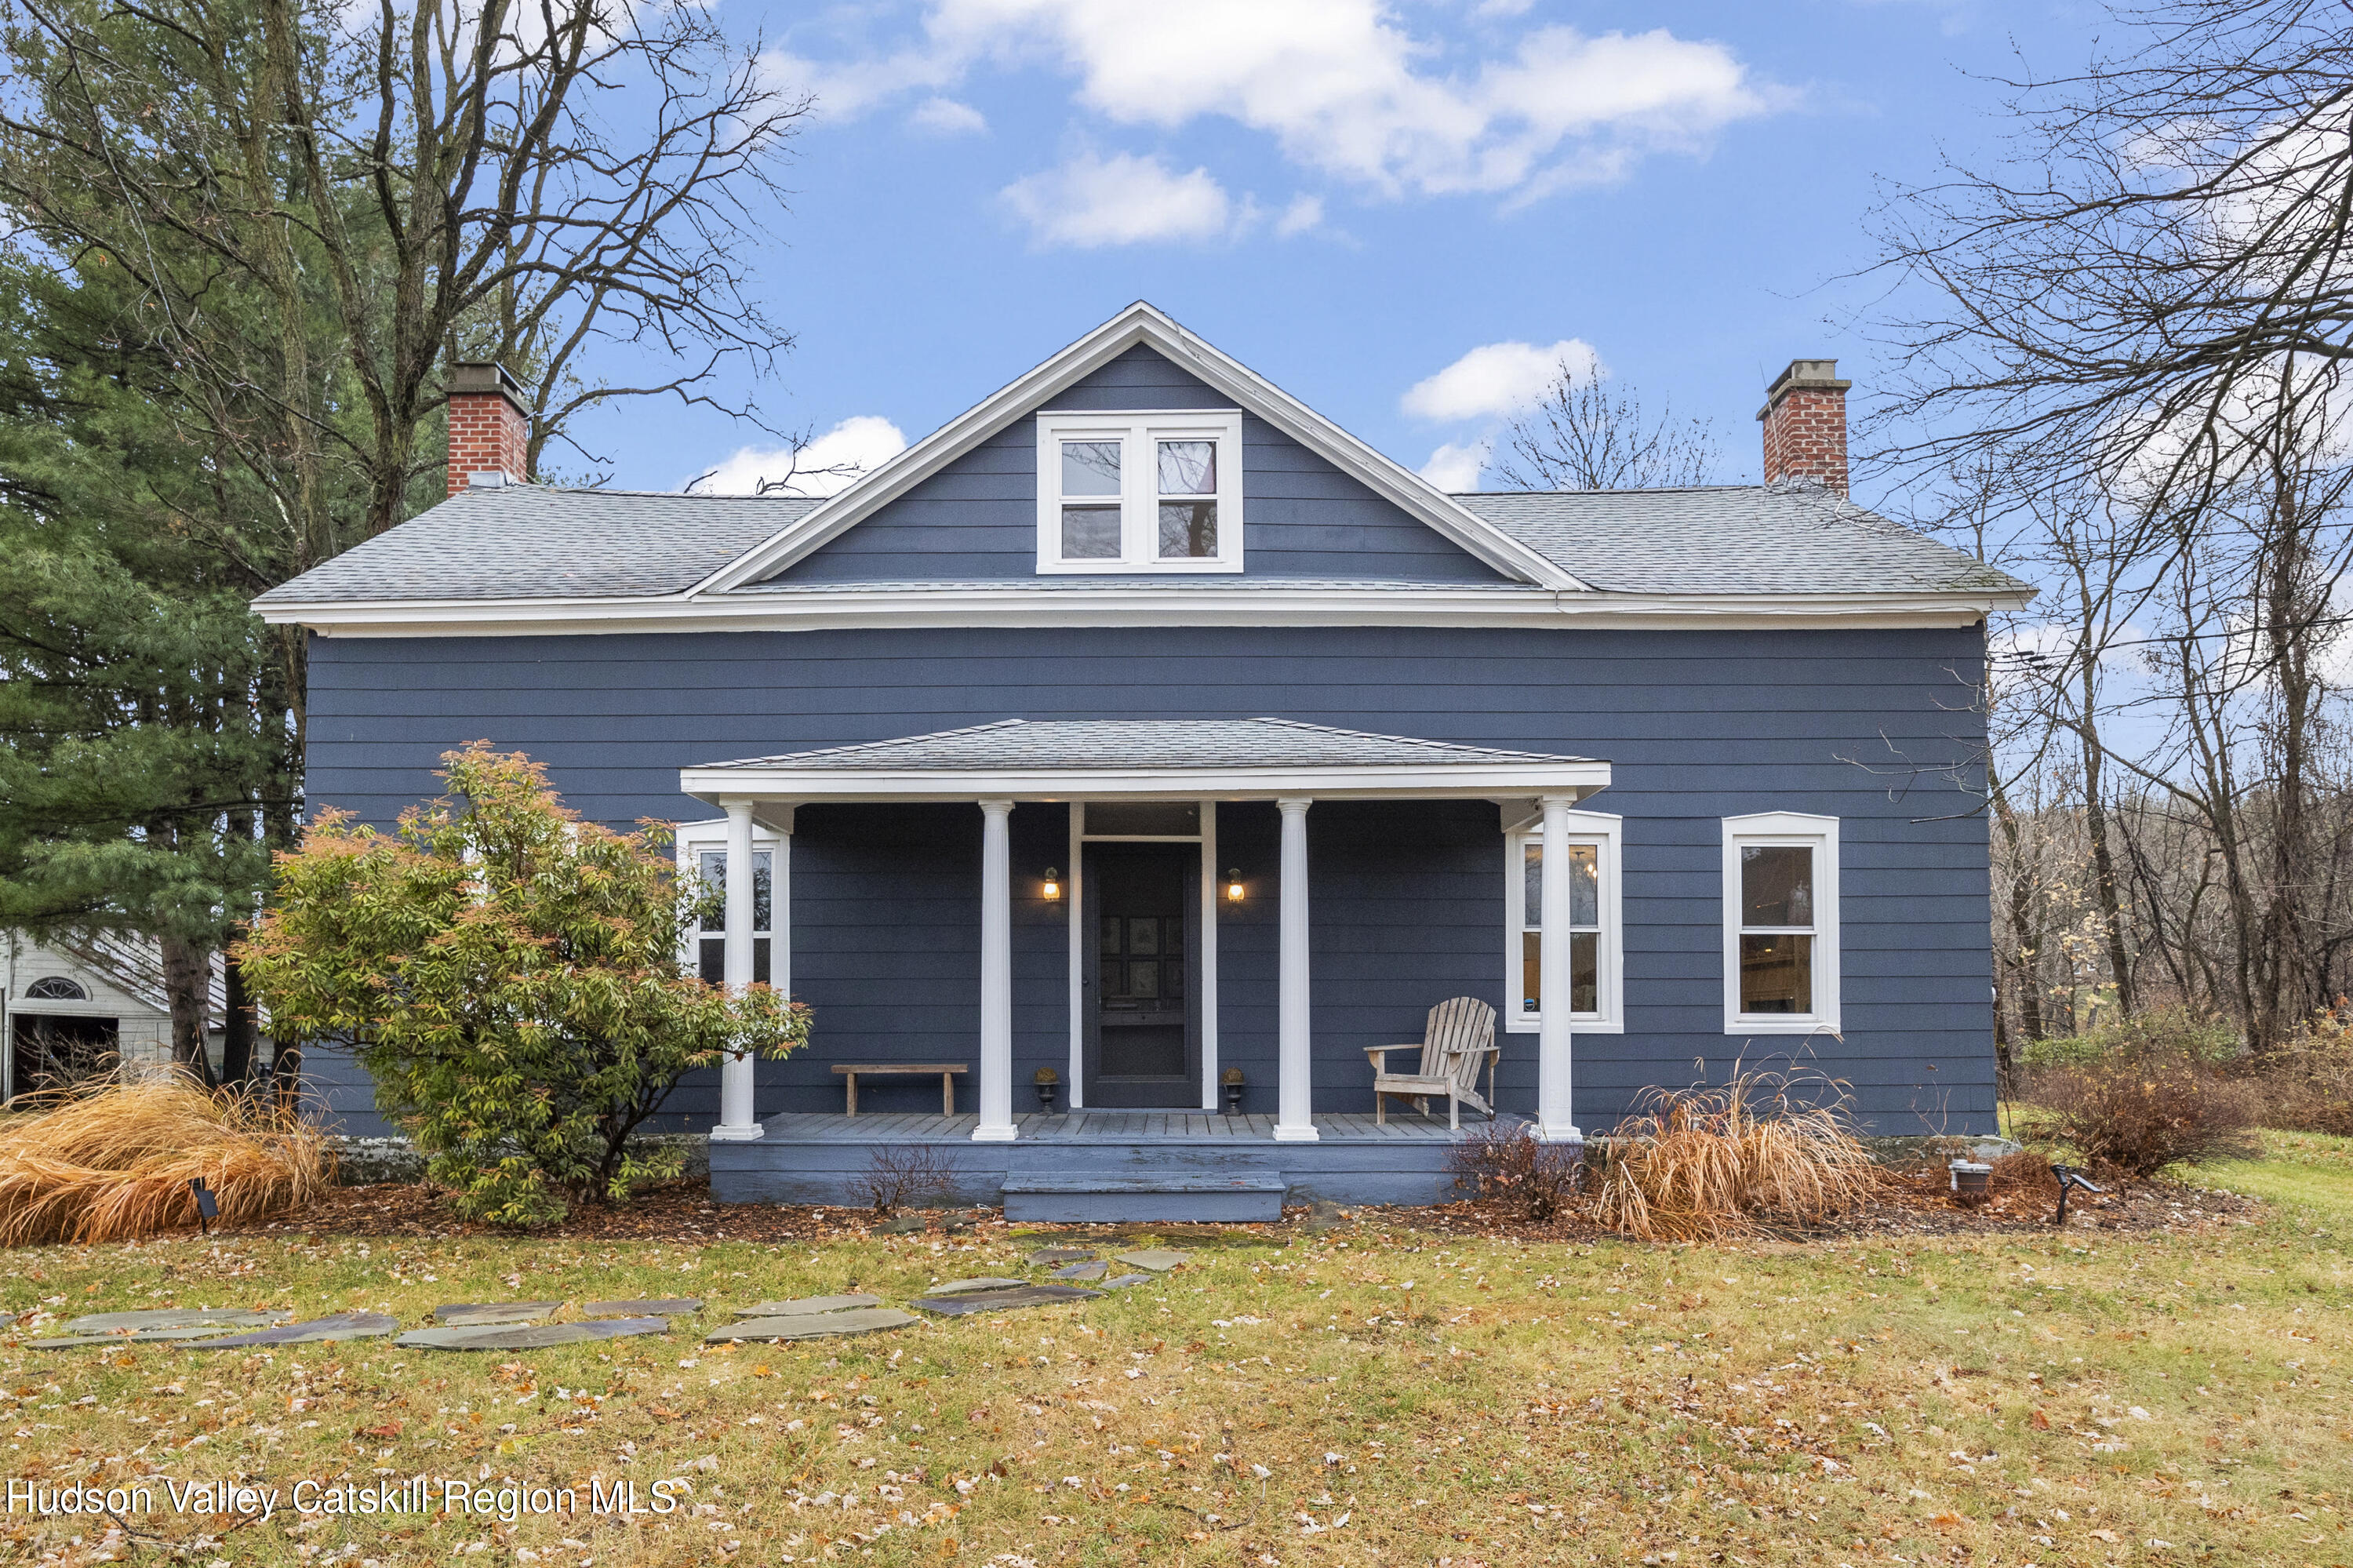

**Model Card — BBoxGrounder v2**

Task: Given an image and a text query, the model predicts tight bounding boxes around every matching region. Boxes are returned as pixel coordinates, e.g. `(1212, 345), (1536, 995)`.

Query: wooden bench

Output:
(832, 1063), (968, 1116)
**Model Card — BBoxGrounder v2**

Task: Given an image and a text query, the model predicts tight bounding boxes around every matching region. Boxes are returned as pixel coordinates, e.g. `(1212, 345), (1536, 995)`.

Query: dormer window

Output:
(1035, 411), (1243, 573)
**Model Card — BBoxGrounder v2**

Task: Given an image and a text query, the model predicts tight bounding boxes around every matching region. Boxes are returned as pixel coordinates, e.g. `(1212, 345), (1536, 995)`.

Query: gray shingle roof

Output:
(252, 487), (820, 605)
(697, 719), (1594, 772)
(255, 478), (2027, 606)
(1457, 483), (2024, 595)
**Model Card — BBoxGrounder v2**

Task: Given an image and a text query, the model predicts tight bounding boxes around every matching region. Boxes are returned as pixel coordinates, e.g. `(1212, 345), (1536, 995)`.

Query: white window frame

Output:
(675, 817), (781, 971)
(1503, 808), (1622, 1035)
(1721, 810), (1840, 1035)
(1035, 409), (1245, 574)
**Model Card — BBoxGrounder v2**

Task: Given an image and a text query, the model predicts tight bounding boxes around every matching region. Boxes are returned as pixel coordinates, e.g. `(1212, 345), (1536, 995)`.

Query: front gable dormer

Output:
(704, 303), (1577, 593)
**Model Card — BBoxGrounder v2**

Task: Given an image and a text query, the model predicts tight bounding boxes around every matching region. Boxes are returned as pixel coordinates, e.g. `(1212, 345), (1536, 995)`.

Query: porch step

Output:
(1001, 1172), (1288, 1224)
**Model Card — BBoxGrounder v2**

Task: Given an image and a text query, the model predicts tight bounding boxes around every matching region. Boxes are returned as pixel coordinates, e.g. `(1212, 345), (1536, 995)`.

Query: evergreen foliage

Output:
(239, 745), (809, 1226)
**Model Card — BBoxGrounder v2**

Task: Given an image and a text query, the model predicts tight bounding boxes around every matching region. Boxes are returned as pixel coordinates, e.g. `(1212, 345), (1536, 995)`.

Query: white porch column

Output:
(1535, 793), (1583, 1143)
(711, 798), (762, 1142)
(973, 799), (1018, 1142)
(1274, 797), (1318, 1142)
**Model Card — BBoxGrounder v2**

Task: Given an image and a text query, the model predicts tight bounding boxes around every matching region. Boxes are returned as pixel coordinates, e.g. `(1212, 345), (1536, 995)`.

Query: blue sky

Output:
(568, 0), (2103, 505)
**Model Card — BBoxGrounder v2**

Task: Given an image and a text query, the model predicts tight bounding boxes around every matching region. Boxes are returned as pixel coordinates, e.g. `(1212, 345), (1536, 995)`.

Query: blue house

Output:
(256, 303), (2030, 1217)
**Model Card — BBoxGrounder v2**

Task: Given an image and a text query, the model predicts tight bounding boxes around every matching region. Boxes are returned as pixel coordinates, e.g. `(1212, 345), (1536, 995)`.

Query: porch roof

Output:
(679, 718), (1609, 805)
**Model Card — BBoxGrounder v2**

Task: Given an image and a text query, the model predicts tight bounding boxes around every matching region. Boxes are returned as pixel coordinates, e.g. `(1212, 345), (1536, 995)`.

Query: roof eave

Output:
(253, 581), (2034, 637)
(679, 759), (1614, 806)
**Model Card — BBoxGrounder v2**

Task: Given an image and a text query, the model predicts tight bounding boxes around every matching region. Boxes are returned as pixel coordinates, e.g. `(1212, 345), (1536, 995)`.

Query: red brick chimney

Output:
(446, 362), (530, 497)
(1756, 358), (1851, 494)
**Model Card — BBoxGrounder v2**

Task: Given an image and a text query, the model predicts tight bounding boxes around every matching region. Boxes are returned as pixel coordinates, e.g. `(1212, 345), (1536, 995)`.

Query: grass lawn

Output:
(0, 1161), (2346, 1568)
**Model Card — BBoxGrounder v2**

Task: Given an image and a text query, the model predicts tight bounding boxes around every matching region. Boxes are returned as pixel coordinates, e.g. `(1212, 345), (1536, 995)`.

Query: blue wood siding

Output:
(303, 622), (1996, 1136)
(769, 345), (1510, 584)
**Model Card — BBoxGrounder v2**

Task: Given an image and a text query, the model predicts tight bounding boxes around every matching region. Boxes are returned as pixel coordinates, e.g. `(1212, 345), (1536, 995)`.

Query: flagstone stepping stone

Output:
(60, 1308), (289, 1335)
(395, 1317), (668, 1352)
(922, 1277), (1029, 1296)
(580, 1298), (702, 1318)
(1027, 1247), (1096, 1265)
(909, 1286), (1103, 1318)
(731, 1294), (881, 1318)
(1112, 1250), (1188, 1271)
(1098, 1274), (1154, 1290)
(31, 1324), (296, 1348)
(187, 1312), (399, 1348)
(435, 1302), (562, 1326)
(1050, 1261), (1107, 1281)
(707, 1308), (918, 1344)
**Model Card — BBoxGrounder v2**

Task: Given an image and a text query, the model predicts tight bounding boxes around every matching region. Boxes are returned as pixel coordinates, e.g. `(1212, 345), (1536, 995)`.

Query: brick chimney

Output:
(446, 362), (530, 497)
(1756, 358), (1852, 494)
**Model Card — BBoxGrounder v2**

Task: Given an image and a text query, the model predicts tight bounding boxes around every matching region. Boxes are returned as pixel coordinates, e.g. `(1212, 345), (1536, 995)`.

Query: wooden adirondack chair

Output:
(1364, 997), (1500, 1128)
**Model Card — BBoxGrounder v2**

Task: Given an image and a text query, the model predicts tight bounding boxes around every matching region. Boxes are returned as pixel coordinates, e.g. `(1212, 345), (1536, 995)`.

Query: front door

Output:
(1082, 843), (1201, 1108)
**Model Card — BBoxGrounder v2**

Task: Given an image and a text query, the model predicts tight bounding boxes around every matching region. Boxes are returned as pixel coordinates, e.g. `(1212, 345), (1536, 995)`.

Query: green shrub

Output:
(2016, 1008), (2242, 1072)
(242, 744), (809, 1226)
(2013, 1020), (2258, 1177)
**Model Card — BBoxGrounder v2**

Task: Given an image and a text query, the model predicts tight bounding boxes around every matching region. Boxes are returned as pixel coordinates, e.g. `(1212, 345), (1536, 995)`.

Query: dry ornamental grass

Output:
(0, 1072), (332, 1245)
(1587, 1074), (1880, 1241)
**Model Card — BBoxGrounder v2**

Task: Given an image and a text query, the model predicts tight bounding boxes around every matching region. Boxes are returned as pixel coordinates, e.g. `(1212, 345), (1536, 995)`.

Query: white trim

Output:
(1273, 797), (1317, 1141)
(1721, 810), (1842, 1035)
(682, 759), (1610, 807)
(1198, 799), (1219, 1111)
(257, 584), (2031, 639)
(1035, 410), (1244, 574)
(974, 799), (1018, 1141)
(1066, 802), (1085, 1110)
(1502, 807), (1623, 1035)
(689, 302), (1580, 595)
(1533, 795), (1581, 1143)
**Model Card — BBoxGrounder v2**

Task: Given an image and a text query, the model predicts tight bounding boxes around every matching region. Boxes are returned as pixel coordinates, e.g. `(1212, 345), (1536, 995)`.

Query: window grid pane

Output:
(1156, 439), (1214, 494)
(1739, 933), (1813, 1014)
(1522, 838), (1603, 1018)
(1158, 500), (1217, 558)
(1060, 440), (1121, 497)
(695, 849), (772, 933)
(1740, 844), (1813, 928)
(1061, 505), (1121, 558)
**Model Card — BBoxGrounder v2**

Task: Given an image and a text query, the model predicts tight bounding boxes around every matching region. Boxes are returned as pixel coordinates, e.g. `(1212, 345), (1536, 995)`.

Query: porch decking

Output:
(707, 1109), (1529, 1216)
(751, 1110), (1489, 1142)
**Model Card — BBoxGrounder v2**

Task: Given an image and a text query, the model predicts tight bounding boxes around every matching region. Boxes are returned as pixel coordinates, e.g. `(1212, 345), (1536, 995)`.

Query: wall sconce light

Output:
(1220, 1066), (1246, 1113)
(1226, 868), (1245, 903)
(1042, 867), (1061, 901)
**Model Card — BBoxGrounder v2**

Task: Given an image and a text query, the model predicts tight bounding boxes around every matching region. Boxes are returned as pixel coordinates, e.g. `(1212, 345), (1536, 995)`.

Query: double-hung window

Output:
(1503, 809), (1622, 1033)
(675, 823), (774, 984)
(1721, 812), (1839, 1033)
(1036, 411), (1244, 573)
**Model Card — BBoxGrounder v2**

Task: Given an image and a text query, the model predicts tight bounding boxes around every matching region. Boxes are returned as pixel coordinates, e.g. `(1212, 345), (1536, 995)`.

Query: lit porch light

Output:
(1226, 868), (1245, 903)
(1042, 867), (1062, 901)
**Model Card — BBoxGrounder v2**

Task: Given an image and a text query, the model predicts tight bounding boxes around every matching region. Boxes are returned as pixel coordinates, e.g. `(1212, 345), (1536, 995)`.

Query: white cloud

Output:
(1275, 194), (1324, 237)
(784, 2), (1777, 202)
(1001, 151), (1239, 249)
(1401, 338), (1600, 423)
(1420, 439), (1491, 492)
(693, 415), (907, 497)
(910, 96), (988, 135)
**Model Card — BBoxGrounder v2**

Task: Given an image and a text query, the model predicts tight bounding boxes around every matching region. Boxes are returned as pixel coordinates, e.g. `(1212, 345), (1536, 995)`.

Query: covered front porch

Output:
(678, 719), (1606, 1214)
(711, 1108), (1542, 1218)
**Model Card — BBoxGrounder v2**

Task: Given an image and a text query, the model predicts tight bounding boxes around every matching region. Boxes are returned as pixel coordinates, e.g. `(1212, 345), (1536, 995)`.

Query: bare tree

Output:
(1496, 367), (1723, 490)
(1, 0), (809, 552)
(0, 0), (807, 1064)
